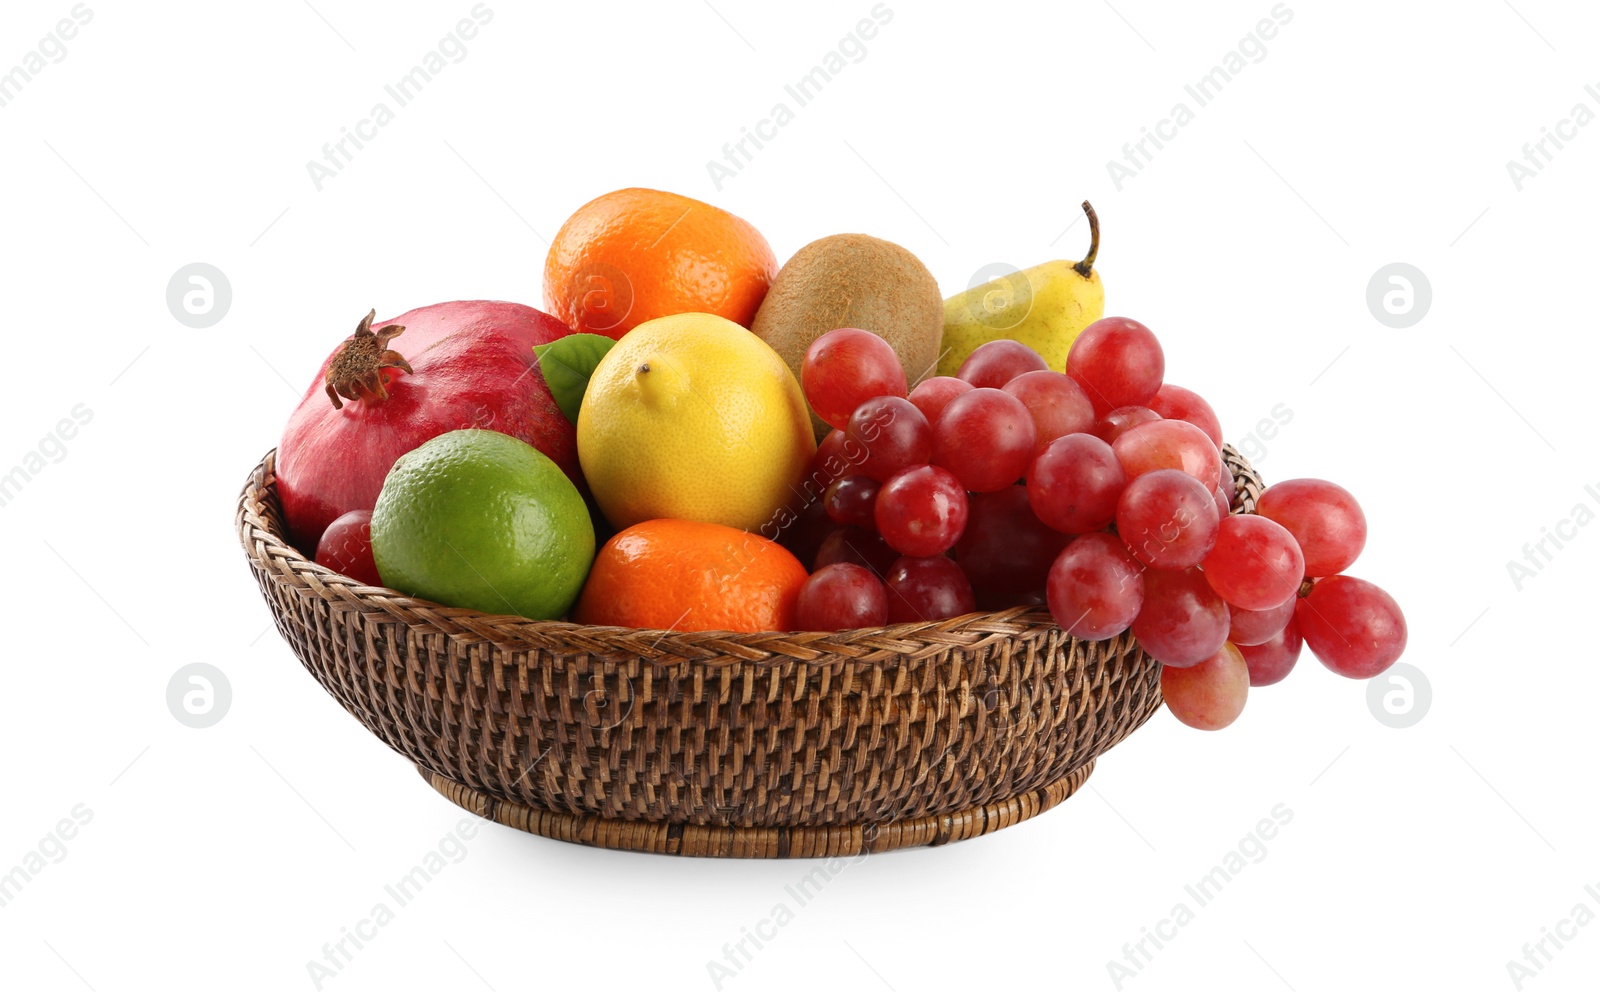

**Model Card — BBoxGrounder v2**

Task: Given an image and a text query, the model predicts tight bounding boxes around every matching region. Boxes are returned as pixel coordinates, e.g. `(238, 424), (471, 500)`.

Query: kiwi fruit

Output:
(750, 233), (943, 439)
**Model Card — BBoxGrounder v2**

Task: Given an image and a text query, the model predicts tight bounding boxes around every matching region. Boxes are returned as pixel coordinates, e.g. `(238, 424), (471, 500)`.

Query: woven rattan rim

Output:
(236, 446), (1263, 661)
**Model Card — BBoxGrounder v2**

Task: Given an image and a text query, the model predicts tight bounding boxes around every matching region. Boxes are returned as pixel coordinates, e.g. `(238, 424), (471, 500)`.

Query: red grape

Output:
(1094, 405), (1162, 444)
(1046, 533), (1145, 640)
(1202, 514), (1305, 610)
(1132, 566), (1230, 667)
(1065, 316), (1165, 415)
(1257, 479), (1368, 577)
(932, 387), (1037, 492)
(1239, 618), (1302, 686)
(317, 510), (381, 585)
(908, 376), (973, 425)
(1026, 433), (1127, 535)
(885, 555), (977, 623)
(802, 328), (907, 430)
(1112, 419), (1222, 489)
(1212, 486), (1230, 523)
(845, 396), (932, 482)
(1218, 464), (1236, 508)
(796, 563), (889, 631)
(823, 475), (880, 529)
(815, 526), (899, 578)
(1002, 370), (1095, 454)
(954, 486), (1070, 610)
(778, 497), (837, 571)
(1297, 576), (1407, 679)
(1148, 384), (1223, 448)
(1161, 642), (1249, 730)
(1227, 597), (1296, 647)
(956, 339), (1048, 388)
(875, 465), (969, 557)
(1116, 469), (1219, 570)
(807, 429), (864, 496)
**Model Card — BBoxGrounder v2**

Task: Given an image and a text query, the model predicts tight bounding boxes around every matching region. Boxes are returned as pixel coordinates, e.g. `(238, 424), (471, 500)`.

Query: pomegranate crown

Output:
(324, 309), (412, 409)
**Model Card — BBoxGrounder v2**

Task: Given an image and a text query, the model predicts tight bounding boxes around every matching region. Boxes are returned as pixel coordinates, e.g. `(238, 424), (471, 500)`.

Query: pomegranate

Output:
(277, 301), (580, 552)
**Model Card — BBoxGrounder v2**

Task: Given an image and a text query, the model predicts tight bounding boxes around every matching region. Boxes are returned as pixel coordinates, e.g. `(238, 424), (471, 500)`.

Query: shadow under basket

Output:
(237, 446), (1264, 858)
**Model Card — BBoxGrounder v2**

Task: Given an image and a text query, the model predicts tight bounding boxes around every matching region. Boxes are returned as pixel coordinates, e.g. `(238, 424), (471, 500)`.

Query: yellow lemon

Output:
(577, 312), (816, 532)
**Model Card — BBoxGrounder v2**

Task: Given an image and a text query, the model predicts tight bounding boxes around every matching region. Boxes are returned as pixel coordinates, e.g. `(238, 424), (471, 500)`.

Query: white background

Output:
(1, 0), (1596, 989)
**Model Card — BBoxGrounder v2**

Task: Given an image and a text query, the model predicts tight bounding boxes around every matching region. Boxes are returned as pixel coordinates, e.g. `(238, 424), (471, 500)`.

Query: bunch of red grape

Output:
(784, 319), (1407, 732)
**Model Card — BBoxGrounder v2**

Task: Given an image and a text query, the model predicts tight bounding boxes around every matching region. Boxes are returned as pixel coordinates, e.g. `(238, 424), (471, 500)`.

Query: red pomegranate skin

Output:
(276, 300), (579, 553)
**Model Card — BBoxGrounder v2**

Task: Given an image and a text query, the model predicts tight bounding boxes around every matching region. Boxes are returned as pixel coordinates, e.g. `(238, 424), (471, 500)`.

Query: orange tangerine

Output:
(573, 519), (807, 632)
(543, 188), (778, 339)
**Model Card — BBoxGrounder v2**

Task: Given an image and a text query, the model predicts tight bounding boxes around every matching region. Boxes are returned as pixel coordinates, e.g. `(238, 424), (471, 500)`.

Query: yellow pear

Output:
(938, 202), (1105, 376)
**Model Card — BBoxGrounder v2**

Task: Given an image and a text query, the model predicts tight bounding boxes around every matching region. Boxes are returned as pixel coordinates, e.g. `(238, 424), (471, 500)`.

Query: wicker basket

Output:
(237, 445), (1263, 858)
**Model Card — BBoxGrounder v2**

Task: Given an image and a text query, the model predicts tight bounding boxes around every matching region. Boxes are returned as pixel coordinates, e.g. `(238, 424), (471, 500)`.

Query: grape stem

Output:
(1073, 201), (1100, 278)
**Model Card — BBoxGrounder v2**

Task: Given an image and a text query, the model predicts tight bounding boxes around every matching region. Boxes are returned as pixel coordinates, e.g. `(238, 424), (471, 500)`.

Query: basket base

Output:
(420, 761), (1096, 858)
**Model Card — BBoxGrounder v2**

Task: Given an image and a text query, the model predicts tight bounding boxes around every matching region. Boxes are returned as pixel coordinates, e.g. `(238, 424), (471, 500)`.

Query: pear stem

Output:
(1073, 201), (1100, 278)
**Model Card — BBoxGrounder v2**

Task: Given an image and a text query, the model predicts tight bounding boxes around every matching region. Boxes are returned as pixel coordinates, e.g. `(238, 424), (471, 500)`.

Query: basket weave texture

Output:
(237, 445), (1263, 857)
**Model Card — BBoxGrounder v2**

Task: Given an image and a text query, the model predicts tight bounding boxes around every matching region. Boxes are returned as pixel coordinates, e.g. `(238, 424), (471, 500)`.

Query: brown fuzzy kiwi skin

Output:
(750, 233), (944, 440)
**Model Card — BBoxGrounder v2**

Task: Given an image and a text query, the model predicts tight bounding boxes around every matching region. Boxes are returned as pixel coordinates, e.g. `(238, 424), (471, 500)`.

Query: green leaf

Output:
(533, 333), (615, 424)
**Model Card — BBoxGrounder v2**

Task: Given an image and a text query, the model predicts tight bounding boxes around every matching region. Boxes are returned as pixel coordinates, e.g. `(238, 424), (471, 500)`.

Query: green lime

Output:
(371, 429), (594, 620)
